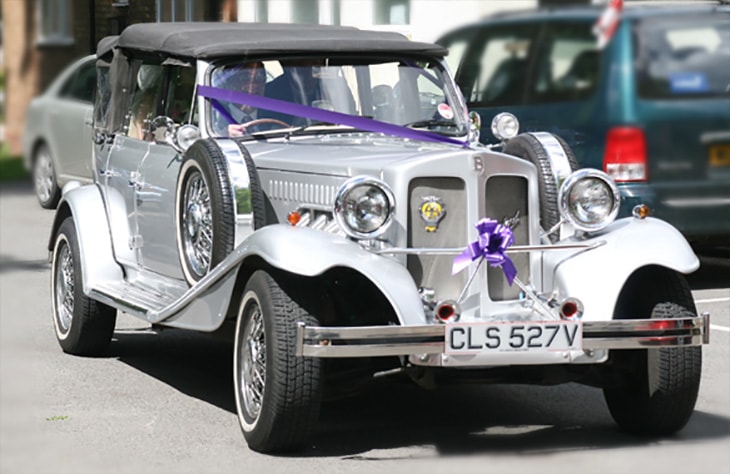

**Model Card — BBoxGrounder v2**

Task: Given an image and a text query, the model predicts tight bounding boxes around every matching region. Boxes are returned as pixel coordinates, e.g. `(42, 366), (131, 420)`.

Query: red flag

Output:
(593, 0), (623, 49)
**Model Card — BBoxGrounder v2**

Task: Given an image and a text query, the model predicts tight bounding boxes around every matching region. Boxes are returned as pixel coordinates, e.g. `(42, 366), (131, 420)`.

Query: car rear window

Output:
(635, 13), (730, 99)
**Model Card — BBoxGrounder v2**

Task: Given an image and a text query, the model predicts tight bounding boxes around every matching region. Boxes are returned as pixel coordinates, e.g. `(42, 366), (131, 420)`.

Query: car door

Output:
(133, 64), (197, 279)
(52, 57), (97, 182)
(102, 60), (167, 272)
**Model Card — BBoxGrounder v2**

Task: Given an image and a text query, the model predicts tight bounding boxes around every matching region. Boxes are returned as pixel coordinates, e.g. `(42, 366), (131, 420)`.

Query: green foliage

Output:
(236, 187), (252, 214)
(0, 144), (29, 181)
(45, 415), (69, 421)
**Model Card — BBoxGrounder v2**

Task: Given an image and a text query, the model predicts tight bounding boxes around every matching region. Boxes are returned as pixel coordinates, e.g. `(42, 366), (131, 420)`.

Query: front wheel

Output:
(233, 270), (322, 453)
(603, 269), (702, 435)
(51, 218), (116, 355)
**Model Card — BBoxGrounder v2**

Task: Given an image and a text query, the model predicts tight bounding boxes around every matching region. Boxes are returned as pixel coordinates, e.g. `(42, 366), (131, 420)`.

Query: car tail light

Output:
(603, 127), (648, 182)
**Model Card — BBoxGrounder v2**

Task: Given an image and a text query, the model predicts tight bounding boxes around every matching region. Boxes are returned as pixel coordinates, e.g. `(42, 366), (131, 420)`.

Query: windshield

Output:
(206, 55), (468, 138)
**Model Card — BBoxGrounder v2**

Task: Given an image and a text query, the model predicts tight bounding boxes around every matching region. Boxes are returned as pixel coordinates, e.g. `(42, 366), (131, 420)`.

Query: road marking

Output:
(695, 297), (730, 304)
(695, 298), (730, 332)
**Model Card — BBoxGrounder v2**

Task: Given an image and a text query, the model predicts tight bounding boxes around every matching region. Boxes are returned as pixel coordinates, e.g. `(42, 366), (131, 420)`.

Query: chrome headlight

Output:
(559, 169), (620, 233)
(491, 112), (520, 140)
(334, 176), (394, 239)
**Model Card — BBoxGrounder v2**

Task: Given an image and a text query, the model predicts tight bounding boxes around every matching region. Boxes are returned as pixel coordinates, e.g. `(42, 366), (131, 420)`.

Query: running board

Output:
(90, 280), (185, 319)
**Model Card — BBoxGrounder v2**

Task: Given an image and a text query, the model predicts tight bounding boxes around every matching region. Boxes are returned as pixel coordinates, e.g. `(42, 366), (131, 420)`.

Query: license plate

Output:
(445, 321), (582, 354)
(709, 144), (730, 166)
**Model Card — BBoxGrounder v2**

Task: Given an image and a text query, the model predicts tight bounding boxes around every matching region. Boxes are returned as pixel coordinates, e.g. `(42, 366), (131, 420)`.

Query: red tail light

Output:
(603, 126), (648, 182)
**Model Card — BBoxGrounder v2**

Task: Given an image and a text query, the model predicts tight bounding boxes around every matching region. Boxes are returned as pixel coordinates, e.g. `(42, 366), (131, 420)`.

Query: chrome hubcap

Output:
(241, 304), (266, 420)
(54, 242), (75, 333)
(181, 171), (212, 277)
(34, 150), (54, 203)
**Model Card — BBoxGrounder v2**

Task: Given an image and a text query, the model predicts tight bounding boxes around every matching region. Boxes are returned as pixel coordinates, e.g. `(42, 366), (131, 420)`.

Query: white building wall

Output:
(237, 0), (538, 42)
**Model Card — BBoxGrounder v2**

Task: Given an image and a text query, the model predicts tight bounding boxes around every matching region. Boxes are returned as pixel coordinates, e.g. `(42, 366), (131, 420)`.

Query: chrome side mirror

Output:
(150, 116), (177, 146)
(150, 116), (200, 153)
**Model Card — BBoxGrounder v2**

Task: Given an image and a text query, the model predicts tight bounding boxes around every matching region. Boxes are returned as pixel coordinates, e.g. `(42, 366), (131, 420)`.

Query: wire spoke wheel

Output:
(182, 171), (213, 278)
(233, 270), (322, 453)
(50, 218), (116, 355)
(53, 239), (75, 334)
(241, 302), (267, 421)
(176, 140), (235, 285)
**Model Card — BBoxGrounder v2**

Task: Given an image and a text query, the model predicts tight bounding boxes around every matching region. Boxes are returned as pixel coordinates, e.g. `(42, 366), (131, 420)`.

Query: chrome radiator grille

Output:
(485, 175), (529, 301)
(406, 175), (530, 303)
(407, 178), (467, 300)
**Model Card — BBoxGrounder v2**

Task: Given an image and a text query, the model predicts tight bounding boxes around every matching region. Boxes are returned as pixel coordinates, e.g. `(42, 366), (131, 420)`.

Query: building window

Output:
(292, 0), (319, 24)
(37, 0), (73, 45)
(374, 0), (409, 25)
(156, 0), (205, 22)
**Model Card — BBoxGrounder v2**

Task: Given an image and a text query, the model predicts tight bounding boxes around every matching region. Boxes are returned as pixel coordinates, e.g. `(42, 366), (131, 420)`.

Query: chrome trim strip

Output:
(375, 241), (603, 256)
(529, 132), (572, 187)
(296, 314), (709, 358)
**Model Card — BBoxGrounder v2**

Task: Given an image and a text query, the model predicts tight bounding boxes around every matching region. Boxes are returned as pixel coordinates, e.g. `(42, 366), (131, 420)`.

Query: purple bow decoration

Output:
(452, 218), (517, 286)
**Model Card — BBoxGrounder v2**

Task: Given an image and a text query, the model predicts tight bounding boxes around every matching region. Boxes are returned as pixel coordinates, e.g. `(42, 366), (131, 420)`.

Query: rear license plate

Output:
(445, 321), (582, 354)
(709, 144), (730, 166)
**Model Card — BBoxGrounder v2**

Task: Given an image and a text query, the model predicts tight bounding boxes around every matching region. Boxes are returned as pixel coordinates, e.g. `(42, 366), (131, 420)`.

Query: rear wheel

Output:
(51, 218), (116, 355)
(33, 144), (61, 209)
(233, 270), (322, 453)
(603, 267), (702, 435)
(503, 133), (578, 241)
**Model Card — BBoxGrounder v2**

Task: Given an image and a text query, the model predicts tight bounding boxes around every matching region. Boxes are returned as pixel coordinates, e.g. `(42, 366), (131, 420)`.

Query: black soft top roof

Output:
(116, 22), (447, 59)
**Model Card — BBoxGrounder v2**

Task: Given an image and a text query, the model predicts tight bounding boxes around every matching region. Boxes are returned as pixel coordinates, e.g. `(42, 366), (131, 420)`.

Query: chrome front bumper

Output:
(295, 313), (710, 359)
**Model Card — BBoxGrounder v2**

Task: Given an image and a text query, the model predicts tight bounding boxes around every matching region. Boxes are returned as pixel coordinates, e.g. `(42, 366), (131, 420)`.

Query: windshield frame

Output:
(202, 53), (469, 140)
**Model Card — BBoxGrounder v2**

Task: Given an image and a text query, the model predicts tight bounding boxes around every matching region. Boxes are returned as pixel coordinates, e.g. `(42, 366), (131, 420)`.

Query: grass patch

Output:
(0, 143), (29, 182)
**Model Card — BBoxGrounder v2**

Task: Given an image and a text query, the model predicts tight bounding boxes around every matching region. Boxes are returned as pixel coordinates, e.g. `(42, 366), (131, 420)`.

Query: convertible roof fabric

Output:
(116, 22), (447, 58)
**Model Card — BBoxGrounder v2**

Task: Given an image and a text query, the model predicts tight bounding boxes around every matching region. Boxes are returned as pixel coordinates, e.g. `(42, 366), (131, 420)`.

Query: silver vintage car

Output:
(48, 23), (709, 453)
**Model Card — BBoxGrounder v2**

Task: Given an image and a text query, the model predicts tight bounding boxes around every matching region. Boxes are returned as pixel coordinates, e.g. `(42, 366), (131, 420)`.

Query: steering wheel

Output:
(241, 118), (292, 130)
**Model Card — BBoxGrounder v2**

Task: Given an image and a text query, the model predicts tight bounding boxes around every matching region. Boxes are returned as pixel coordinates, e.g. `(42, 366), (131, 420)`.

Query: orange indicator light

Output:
(287, 211), (301, 225)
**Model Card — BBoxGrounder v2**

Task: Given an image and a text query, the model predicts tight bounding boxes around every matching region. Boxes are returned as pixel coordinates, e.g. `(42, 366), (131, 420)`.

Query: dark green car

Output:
(439, 2), (730, 243)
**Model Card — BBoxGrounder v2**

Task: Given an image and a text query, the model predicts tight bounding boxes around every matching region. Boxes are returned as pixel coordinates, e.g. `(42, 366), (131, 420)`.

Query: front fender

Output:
(238, 225), (426, 326)
(545, 217), (698, 322)
(48, 183), (122, 295)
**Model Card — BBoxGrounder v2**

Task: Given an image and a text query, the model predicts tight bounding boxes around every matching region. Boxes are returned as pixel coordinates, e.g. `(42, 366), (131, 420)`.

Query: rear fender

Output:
(48, 183), (122, 294)
(545, 217), (698, 322)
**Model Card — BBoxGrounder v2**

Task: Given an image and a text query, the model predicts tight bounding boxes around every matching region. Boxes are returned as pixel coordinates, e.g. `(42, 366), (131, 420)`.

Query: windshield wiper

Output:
(405, 119), (458, 130)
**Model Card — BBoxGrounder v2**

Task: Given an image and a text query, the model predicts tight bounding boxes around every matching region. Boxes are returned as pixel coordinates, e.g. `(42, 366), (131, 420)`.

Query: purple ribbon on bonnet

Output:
(452, 218), (517, 286)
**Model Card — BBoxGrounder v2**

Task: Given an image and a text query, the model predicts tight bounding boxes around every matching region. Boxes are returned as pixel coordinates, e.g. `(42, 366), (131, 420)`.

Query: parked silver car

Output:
(48, 23), (709, 453)
(23, 55), (96, 208)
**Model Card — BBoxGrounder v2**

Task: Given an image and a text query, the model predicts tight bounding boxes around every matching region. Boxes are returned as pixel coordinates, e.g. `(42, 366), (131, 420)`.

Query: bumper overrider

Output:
(295, 314), (710, 359)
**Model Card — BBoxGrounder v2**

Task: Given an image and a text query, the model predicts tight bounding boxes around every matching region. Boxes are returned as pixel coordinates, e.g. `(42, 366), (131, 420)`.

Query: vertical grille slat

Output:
(485, 176), (530, 301)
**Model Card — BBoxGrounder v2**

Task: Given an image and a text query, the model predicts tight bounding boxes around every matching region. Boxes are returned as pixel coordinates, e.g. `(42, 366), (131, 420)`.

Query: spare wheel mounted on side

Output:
(503, 132), (579, 242)
(175, 139), (236, 285)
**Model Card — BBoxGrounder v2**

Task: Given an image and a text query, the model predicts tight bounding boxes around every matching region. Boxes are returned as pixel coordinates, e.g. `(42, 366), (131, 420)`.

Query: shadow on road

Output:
(107, 327), (730, 458)
(0, 255), (50, 273)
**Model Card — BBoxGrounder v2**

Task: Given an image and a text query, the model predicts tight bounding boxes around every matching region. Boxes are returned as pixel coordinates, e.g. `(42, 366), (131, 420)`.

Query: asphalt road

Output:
(1, 180), (728, 474)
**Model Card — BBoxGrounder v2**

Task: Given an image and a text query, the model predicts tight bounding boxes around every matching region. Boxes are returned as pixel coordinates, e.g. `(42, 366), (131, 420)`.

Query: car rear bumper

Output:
(295, 313), (710, 362)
